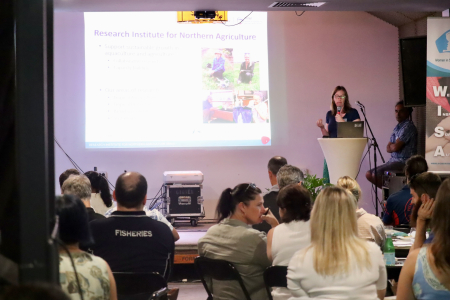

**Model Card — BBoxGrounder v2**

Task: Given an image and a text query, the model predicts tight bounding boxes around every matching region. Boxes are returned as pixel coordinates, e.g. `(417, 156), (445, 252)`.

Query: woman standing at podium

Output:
(316, 86), (361, 138)
(316, 86), (361, 182)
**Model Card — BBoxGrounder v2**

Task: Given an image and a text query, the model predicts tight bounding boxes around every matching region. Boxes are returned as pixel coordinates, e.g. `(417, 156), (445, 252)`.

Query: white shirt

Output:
(90, 193), (110, 215)
(272, 220), (311, 266)
(287, 241), (387, 300)
(272, 220), (311, 300)
(104, 205), (173, 231)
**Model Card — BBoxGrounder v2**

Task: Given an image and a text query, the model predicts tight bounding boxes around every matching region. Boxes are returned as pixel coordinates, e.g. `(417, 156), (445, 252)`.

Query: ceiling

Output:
(54, 0), (449, 13)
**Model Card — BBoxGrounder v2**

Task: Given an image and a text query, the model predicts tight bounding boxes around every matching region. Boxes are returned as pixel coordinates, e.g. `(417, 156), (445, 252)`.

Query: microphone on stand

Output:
(337, 106), (342, 115)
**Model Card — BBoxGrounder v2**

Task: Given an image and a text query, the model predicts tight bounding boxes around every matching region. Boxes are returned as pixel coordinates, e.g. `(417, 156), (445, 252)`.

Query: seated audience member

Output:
(337, 176), (386, 248)
(84, 171), (113, 215)
(396, 178), (450, 299)
(89, 172), (175, 278)
(59, 168), (80, 193)
(383, 155), (428, 226)
(56, 194), (117, 300)
(287, 187), (387, 300)
(253, 156), (287, 233)
(198, 183), (279, 300)
(104, 195), (180, 241)
(267, 184), (312, 300)
(409, 172), (442, 251)
(62, 174), (105, 222)
(277, 165), (304, 189)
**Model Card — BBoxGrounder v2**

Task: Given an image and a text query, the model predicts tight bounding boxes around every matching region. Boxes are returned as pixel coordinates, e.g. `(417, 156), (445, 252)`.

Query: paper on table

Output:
(393, 240), (413, 247)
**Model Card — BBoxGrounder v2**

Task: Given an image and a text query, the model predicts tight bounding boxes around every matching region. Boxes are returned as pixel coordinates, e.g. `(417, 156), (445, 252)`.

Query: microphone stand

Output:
(357, 102), (385, 217)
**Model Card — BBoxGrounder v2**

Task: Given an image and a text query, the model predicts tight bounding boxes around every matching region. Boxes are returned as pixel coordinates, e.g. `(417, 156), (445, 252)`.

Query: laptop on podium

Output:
(337, 121), (365, 138)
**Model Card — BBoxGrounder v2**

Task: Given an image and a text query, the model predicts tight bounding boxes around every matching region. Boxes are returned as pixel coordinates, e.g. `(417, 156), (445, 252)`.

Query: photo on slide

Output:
(203, 91), (234, 124)
(233, 91), (269, 124)
(203, 90), (269, 124)
(233, 51), (260, 91)
(202, 48), (234, 90)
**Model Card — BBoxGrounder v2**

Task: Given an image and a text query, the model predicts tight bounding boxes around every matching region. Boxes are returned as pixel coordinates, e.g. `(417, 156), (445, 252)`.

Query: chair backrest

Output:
(113, 272), (167, 300)
(263, 266), (288, 300)
(194, 256), (252, 300)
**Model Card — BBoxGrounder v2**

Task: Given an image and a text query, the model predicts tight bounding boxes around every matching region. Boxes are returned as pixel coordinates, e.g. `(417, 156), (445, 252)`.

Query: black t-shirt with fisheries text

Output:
(89, 211), (175, 279)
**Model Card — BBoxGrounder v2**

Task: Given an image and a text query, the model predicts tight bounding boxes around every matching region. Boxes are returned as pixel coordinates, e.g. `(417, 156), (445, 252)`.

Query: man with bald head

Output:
(89, 172), (174, 278)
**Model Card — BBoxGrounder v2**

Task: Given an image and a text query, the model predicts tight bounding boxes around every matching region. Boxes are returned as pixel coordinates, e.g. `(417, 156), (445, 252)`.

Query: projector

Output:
(163, 171), (204, 184)
(194, 11), (216, 19)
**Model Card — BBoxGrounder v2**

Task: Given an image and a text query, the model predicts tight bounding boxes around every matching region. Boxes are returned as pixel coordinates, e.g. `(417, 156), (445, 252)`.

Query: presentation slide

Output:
(84, 12), (270, 148)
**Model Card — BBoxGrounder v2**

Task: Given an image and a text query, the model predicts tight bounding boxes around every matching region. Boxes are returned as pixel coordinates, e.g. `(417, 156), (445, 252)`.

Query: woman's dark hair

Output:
(55, 194), (92, 245)
(216, 183), (262, 222)
(431, 178), (450, 273)
(404, 155), (428, 182)
(276, 184), (312, 223)
(84, 171), (112, 207)
(330, 86), (352, 116)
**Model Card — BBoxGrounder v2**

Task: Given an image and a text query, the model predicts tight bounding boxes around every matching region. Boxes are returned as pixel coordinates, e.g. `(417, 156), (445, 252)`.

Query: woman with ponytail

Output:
(198, 183), (279, 300)
(85, 171), (113, 215)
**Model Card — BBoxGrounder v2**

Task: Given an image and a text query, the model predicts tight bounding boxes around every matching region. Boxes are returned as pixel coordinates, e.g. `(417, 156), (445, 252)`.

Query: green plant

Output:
(302, 174), (333, 202)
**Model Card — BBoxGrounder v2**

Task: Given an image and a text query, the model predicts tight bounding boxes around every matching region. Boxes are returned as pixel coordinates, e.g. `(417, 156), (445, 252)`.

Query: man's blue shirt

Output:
(389, 119), (417, 163)
(383, 184), (413, 226)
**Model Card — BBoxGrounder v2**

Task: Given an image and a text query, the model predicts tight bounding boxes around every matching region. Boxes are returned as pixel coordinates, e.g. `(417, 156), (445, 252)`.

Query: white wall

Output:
(54, 11), (399, 218)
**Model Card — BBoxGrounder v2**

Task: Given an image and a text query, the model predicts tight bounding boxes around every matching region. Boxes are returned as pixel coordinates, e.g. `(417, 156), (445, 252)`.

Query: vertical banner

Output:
(426, 18), (450, 171)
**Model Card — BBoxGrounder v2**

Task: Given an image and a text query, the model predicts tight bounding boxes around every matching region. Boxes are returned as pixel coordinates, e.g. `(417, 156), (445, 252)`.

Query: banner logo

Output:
(436, 29), (450, 53)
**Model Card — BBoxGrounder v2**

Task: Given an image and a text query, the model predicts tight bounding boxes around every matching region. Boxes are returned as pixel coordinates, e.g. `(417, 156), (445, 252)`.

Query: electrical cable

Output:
(54, 138), (85, 174)
(220, 11), (253, 26)
(54, 138), (115, 191)
(355, 147), (370, 179)
(295, 11), (306, 17)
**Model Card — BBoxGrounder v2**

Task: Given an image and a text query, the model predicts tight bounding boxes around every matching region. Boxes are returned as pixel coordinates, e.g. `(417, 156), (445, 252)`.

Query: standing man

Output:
(89, 172), (175, 279)
(253, 156), (287, 233)
(366, 100), (417, 188)
(210, 51), (225, 79)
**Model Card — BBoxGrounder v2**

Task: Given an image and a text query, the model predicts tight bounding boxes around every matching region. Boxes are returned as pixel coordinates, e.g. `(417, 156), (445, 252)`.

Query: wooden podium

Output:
(318, 138), (367, 184)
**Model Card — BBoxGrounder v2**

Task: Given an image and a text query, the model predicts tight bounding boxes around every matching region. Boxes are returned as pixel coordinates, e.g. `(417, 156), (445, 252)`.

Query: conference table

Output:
(385, 228), (412, 282)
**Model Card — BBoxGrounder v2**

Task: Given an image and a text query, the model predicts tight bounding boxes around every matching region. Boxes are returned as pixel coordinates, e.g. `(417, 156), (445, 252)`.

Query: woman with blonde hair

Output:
(337, 176), (386, 248)
(287, 186), (386, 299)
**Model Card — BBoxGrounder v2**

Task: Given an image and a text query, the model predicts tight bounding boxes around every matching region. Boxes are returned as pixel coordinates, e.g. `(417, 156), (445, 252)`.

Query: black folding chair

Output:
(113, 272), (167, 300)
(194, 256), (252, 300)
(263, 266), (288, 300)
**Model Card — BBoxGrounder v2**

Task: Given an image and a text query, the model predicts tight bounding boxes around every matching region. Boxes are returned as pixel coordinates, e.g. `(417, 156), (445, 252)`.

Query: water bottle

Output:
(384, 233), (396, 266)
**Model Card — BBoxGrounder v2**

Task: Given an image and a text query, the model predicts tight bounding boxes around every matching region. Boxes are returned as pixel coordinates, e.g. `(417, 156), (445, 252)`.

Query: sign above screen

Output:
(84, 12), (270, 148)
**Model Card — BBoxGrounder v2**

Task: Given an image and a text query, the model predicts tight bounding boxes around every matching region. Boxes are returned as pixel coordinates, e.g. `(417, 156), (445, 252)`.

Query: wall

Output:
(54, 11), (399, 218)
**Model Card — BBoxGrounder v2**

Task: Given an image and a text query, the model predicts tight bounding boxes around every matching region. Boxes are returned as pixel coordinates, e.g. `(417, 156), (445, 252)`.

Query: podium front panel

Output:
(318, 138), (368, 184)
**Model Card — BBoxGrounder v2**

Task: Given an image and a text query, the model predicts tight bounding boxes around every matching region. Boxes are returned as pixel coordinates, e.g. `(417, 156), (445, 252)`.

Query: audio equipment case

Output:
(163, 184), (204, 226)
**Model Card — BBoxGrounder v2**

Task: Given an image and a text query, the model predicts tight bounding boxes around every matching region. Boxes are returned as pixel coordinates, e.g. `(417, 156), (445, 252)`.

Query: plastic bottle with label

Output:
(384, 233), (396, 266)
